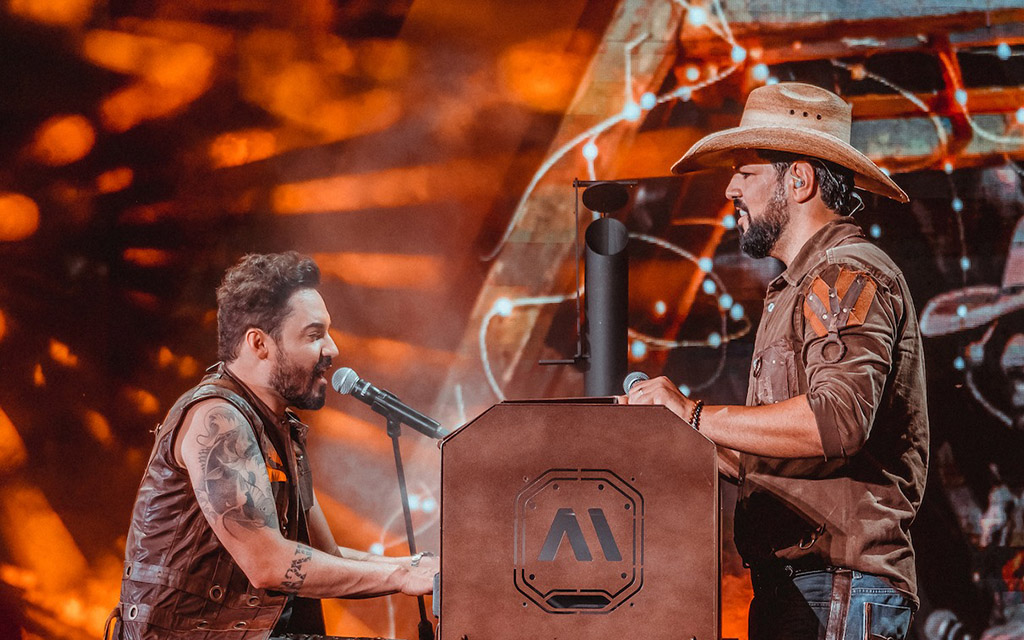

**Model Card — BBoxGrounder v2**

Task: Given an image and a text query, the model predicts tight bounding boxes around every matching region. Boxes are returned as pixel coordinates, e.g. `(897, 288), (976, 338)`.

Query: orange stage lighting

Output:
(0, 308), (6, 342)
(100, 81), (206, 132)
(498, 31), (593, 112)
(7, 0), (94, 26)
(237, 30), (403, 145)
(123, 247), (174, 267)
(119, 202), (174, 225)
(156, 346), (200, 377)
(82, 409), (113, 447)
(0, 407), (28, 474)
(125, 290), (161, 310)
(82, 30), (214, 86)
(84, 30), (215, 131)
(157, 345), (174, 367)
(124, 387), (160, 415)
(0, 481), (88, 591)
(328, 329), (454, 371)
(0, 192), (40, 241)
(316, 490), (403, 558)
(355, 39), (410, 83)
(33, 363), (45, 387)
(49, 338), (80, 368)
(29, 114), (95, 166)
(320, 601), (380, 640)
(722, 571), (754, 640)
(306, 407), (392, 458)
(273, 159), (492, 215)
(209, 129), (277, 168)
(314, 252), (443, 290)
(96, 166), (134, 193)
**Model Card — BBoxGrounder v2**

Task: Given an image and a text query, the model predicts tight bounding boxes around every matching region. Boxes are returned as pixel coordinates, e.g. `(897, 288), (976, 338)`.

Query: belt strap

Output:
(824, 569), (853, 640)
(123, 560), (215, 600)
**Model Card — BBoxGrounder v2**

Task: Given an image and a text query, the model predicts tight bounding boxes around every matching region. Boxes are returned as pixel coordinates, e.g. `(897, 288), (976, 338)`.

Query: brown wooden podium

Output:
(439, 401), (719, 640)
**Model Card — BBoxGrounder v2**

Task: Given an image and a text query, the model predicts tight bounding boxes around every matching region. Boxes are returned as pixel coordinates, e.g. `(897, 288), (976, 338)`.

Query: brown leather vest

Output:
(116, 364), (325, 639)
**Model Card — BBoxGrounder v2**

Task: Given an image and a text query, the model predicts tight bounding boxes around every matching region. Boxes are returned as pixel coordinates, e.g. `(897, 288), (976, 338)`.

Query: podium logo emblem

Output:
(514, 469), (643, 614)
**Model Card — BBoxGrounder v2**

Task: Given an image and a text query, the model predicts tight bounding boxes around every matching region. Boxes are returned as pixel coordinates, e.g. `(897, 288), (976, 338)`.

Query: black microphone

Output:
(331, 368), (449, 440)
(622, 371), (649, 393)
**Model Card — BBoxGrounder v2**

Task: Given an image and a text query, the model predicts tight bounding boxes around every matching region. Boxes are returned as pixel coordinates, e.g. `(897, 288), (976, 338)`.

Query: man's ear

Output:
(790, 161), (815, 203)
(244, 328), (272, 360)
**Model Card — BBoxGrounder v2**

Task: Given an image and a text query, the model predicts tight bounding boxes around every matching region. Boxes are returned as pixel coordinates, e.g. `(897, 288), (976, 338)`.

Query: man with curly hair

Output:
(113, 252), (436, 640)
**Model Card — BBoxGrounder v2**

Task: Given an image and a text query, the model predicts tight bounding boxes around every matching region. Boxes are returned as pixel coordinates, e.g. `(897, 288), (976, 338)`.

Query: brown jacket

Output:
(116, 364), (324, 639)
(735, 217), (929, 604)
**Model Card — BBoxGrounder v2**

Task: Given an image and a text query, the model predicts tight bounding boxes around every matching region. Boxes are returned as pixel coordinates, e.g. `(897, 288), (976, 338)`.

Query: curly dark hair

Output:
(216, 252), (321, 362)
(758, 150), (857, 215)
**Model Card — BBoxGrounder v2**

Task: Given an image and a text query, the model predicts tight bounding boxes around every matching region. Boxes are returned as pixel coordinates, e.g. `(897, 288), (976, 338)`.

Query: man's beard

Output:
(271, 351), (332, 410)
(738, 177), (789, 259)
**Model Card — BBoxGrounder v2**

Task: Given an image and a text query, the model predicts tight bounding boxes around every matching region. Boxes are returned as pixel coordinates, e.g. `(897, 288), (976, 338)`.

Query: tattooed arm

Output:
(178, 399), (436, 597)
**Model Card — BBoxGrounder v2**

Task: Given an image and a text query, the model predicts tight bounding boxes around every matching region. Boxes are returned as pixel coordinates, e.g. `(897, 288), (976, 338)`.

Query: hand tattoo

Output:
(193, 405), (278, 537)
(281, 544), (313, 592)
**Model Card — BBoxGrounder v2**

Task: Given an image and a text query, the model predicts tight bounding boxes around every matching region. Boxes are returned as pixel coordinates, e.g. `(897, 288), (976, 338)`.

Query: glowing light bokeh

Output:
(0, 193), (41, 241)
(315, 253), (444, 291)
(498, 31), (592, 112)
(274, 160), (495, 214)
(0, 407), (29, 474)
(124, 387), (160, 414)
(29, 114), (95, 166)
(96, 167), (134, 193)
(49, 339), (80, 368)
(82, 410), (114, 447)
(209, 129), (278, 168)
(7, 0), (94, 26)
(123, 248), (174, 268)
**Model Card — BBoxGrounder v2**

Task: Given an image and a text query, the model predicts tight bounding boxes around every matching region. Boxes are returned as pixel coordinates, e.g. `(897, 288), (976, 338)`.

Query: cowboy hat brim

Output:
(920, 285), (1024, 337)
(670, 124), (909, 203)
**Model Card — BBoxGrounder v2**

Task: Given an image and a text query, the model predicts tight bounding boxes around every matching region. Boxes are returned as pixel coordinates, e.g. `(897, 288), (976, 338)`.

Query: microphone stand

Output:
(386, 416), (435, 640)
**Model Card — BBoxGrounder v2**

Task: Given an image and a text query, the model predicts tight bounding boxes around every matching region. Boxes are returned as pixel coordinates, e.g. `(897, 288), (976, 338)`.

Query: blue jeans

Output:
(749, 568), (915, 640)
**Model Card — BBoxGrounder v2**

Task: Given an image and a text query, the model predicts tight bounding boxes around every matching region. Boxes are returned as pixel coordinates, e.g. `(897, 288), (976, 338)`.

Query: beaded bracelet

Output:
(689, 399), (704, 431)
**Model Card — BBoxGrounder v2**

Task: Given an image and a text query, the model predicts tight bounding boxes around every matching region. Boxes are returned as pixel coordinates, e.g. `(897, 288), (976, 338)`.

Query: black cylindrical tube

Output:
(584, 217), (629, 396)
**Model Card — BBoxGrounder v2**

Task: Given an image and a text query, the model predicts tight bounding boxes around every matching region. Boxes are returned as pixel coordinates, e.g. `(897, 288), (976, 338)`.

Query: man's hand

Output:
(618, 375), (697, 424)
(401, 554), (439, 596)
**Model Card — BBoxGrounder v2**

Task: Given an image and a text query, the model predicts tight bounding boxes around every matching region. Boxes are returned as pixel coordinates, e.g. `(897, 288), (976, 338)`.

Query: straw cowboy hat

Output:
(671, 82), (909, 203)
(921, 215), (1024, 337)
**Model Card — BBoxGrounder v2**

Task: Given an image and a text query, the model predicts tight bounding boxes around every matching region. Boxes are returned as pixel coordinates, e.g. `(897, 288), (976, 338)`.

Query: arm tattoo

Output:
(281, 544), (313, 592)
(192, 405), (278, 537)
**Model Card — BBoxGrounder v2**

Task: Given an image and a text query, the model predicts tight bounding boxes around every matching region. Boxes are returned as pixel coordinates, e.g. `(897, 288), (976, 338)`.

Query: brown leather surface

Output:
(440, 402), (719, 640)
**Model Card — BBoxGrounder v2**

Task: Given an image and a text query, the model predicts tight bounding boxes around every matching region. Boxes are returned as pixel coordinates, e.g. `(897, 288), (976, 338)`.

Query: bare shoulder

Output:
(179, 398), (280, 538)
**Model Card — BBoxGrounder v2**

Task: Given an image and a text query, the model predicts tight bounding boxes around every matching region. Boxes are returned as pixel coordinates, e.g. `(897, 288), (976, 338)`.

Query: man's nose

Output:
(725, 174), (742, 200)
(324, 332), (340, 359)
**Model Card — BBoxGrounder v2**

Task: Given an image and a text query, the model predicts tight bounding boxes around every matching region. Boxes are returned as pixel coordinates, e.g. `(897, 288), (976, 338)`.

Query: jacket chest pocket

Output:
(753, 340), (797, 405)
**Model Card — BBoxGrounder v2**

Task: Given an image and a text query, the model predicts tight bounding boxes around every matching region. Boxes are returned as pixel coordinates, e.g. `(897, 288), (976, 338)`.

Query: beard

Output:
(271, 350), (332, 410)
(738, 177), (790, 259)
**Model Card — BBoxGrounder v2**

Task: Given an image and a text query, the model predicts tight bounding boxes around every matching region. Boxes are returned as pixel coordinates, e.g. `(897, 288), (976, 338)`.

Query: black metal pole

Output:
(583, 216), (629, 396)
(387, 417), (434, 640)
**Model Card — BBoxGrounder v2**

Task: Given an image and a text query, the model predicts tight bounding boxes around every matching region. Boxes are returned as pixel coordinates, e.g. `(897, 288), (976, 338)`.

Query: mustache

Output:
(314, 356), (332, 376)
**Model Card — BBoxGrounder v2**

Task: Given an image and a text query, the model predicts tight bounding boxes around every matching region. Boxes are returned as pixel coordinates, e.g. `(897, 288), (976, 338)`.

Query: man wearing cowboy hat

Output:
(622, 82), (929, 640)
